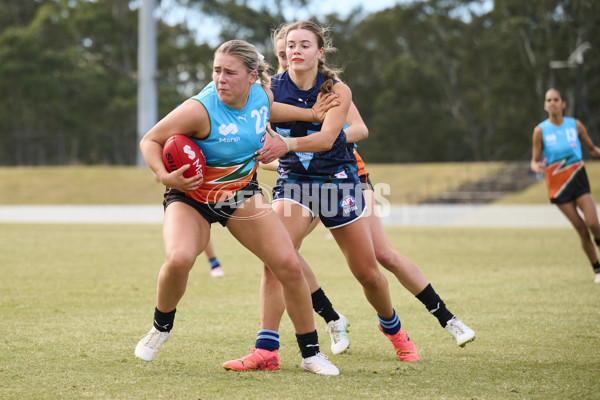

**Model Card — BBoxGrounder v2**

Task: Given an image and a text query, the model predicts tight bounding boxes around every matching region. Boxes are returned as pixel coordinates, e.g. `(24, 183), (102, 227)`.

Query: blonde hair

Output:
(284, 20), (342, 94)
(214, 40), (272, 87)
(272, 23), (288, 52)
(272, 23), (289, 74)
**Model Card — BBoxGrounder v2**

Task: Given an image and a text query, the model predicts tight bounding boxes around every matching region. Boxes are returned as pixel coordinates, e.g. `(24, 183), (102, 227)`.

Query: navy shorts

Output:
(163, 179), (263, 227)
(272, 171), (365, 229)
(552, 167), (591, 204)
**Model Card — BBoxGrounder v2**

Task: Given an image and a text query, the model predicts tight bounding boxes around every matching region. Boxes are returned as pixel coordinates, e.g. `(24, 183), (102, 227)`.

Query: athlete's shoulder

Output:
(251, 81), (269, 97)
(538, 118), (551, 130)
(191, 81), (217, 103)
(270, 71), (287, 90)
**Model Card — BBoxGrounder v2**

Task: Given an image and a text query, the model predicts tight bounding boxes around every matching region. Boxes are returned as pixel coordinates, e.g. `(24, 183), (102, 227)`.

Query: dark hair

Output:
(546, 87), (563, 101)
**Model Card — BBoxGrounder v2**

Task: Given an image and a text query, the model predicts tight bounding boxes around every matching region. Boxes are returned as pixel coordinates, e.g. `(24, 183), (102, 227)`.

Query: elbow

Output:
(312, 140), (334, 152)
(362, 126), (369, 140)
(321, 137), (336, 151)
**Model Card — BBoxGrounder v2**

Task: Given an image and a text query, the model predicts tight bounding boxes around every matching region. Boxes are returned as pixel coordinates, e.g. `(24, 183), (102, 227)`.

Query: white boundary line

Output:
(0, 204), (584, 227)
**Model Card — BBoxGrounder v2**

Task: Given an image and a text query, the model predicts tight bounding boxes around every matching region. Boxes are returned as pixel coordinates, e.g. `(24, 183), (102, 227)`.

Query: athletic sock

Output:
(255, 329), (280, 352)
(592, 261), (600, 274)
(296, 330), (319, 358)
(311, 287), (339, 323)
(153, 307), (176, 332)
(378, 309), (401, 335)
(208, 257), (220, 270)
(416, 284), (455, 327)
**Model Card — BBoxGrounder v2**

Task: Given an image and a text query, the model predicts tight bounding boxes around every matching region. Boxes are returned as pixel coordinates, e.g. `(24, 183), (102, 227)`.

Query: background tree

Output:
(0, 0), (598, 165)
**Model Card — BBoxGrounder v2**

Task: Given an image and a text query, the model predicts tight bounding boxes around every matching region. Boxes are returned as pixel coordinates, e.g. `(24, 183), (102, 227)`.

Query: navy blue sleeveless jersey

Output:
(270, 71), (356, 176)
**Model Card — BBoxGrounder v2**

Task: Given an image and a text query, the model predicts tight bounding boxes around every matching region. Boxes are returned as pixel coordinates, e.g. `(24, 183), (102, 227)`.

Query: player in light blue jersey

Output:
(531, 88), (600, 283)
(135, 39), (339, 375)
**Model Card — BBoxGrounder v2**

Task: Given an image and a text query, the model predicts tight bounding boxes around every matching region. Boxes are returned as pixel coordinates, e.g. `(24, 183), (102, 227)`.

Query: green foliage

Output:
(0, 0), (599, 165)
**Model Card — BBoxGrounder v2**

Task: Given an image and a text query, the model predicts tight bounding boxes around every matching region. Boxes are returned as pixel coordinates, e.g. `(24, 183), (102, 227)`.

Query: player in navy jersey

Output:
(135, 39), (339, 375)
(223, 21), (419, 371)
(531, 88), (600, 283)
(252, 25), (474, 354)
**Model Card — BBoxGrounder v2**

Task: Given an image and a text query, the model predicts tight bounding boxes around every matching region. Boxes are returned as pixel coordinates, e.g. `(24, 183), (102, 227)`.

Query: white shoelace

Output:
(141, 330), (166, 347)
(447, 319), (467, 335)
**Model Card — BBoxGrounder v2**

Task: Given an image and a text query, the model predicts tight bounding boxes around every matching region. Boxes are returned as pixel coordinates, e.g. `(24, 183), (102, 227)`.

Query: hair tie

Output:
(257, 51), (265, 61)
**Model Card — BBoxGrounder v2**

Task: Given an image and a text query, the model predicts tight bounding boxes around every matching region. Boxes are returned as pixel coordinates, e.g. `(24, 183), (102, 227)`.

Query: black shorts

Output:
(359, 173), (373, 191)
(551, 167), (591, 204)
(163, 179), (263, 227)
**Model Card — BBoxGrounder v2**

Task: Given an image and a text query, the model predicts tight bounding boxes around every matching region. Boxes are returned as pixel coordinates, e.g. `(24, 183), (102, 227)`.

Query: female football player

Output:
(223, 21), (419, 371)
(531, 88), (600, 283)
(135, 39), (339, 375)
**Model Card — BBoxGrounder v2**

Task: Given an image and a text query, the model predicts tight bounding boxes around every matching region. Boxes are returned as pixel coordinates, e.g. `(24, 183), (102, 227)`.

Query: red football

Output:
(162, 134), (207, 181)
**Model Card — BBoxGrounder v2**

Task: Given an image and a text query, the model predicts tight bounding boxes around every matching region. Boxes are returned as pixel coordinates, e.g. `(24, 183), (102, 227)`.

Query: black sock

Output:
(592, 261), (600, 274)
(311, 288), (339, 323)
(415, 284), (454, 327)
(296, 330), (319, 358)
(153, 307), (176, 332)
(594, 237), (600, 248)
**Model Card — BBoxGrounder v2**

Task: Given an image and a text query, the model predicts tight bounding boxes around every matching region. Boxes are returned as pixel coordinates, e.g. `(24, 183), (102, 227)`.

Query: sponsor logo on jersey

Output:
(219, 136), (241, 143)
(276, 128), (291, 137)
(219, 123), (239, 136)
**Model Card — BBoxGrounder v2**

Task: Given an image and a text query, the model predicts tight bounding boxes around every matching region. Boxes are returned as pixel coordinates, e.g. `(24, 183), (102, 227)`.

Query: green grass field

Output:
(1, 223), (599, 399)
(2, 164), (600, 399)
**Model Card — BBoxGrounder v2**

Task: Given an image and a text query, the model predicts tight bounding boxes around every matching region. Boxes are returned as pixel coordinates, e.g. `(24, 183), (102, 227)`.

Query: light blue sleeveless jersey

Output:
(187, 81), (269, 203)
(539, 117), (582, 165)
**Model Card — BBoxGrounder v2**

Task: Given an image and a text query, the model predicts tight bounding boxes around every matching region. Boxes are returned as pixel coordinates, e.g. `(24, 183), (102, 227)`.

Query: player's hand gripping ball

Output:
(162, 134), (206, 182)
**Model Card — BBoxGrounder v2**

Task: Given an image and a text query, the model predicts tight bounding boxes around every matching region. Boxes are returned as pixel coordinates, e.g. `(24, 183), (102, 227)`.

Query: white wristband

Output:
(278, 135), (297, 152)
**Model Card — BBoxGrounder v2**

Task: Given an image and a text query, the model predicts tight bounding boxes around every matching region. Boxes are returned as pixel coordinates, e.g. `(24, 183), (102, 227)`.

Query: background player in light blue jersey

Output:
(531, 88), (600, 283)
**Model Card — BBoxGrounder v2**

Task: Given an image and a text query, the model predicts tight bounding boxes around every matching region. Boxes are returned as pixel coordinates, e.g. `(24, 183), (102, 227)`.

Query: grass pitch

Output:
(1, 223), (599, 399)
(3, 160), (600, 205)
(0, 162), (503, 205)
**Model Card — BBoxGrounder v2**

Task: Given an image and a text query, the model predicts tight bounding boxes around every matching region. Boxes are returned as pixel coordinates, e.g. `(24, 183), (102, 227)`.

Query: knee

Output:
(575, 225), (591, 240)
(270, 252), (303, 283)
(375, 247), (397, 270)
(587, 220), (600, 234)
(354, 268), (384, 291)
(163, 250), (196, 276)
